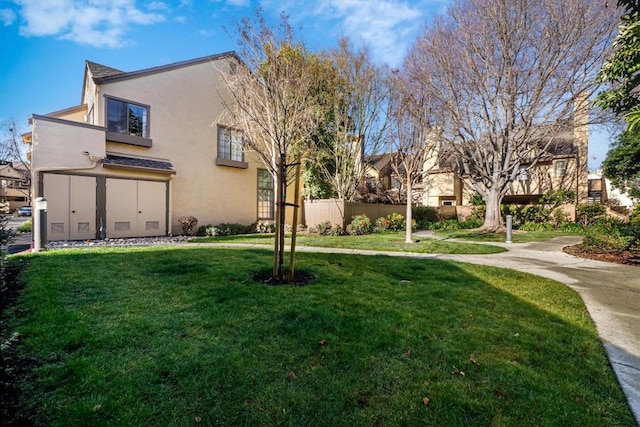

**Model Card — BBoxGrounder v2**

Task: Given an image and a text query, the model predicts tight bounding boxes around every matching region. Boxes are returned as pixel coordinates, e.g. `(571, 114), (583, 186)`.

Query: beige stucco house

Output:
(421, 118), (590, 210)
(27, 52), (274, 240)
(0, 161), (30, 212)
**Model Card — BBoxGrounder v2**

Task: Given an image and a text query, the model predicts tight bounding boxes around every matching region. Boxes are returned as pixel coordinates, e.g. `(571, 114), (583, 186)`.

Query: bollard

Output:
(506, 214), (513, 244)
(33, 197), (47, 252)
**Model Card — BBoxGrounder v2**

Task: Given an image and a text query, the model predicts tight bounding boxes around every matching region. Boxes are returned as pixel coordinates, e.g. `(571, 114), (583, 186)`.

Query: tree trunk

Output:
(405, 180), (413, 243)
(482, 187), (504, 232)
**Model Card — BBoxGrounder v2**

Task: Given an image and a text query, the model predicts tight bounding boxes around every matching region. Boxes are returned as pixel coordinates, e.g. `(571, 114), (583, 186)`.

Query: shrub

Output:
(16, 219), (31, 234)
(458, 218), (482, 229)
(630, 206), (640, 224)
(519, 222), (554, 231)
(255, 220), (275, 234)
(470, 192), (485, 206)
(581, 225), (632, 253)
(205, 225), (218, 237)
(519, 205), (550, 223)
(349, 214), (372, 235)
(177, 216), (198, 235)
(559, 222), (584, 233)
(412, 206), (438, 222)
(386, 212), (405, 231)
(471, 205), (486, 220)
(540, 189), (576, 208)
(374, 216), (390, 233)
(576, 204), (606, 226)
(315, 221), (333, 236)
(550, 208), (570, 228)
(440, 219), (461, 230)
(214, 223), (251, 236)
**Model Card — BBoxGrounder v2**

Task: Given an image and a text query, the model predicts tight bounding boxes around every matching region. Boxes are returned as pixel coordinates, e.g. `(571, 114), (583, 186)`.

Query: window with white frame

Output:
(106, 97), (149, 138)
(218, 126), (244, 162)
(257, 169), (274, 220)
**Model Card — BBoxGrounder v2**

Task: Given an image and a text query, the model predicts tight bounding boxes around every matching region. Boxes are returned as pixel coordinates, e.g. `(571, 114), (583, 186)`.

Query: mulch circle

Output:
(563, 245), (640, 266)
(253, 270), (315, 286)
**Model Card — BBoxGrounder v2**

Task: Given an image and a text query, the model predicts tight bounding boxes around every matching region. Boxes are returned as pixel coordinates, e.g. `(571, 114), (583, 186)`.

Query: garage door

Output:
(43, 174), (97, 241)
(106, 178), (166, 238)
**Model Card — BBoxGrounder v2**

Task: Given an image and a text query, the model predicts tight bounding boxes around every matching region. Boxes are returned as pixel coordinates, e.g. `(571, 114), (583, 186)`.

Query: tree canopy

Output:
(602, 127), (640, 198)
(406, 0), (619, 231)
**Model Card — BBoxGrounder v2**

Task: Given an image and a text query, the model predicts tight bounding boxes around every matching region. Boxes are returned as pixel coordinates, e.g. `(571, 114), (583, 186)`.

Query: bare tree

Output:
(406, 0), (619, 231)
(222, 10), (324, 280)
(387, 71), (439, 242)
(306, 38), (390, 202)
(1, 118), (31, 207)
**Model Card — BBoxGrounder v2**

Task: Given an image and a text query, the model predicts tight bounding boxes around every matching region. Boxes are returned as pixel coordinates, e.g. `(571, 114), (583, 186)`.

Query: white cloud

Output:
(261, 0), (446, 66)
(174, 15), (187, 23)
(226, 0), (250, 6)
(147, 1), (169, 10)
(14, 0), (166, 48)
(0, 8), (16, 25)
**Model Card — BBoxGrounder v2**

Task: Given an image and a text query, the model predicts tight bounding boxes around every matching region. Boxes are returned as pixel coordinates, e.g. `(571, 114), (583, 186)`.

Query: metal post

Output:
(33, 197), (48, 252)
(506, 214), (513, 244)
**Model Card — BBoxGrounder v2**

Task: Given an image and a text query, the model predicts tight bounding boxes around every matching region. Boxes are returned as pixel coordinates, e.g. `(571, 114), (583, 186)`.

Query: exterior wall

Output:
(31, 56), (268, 239)
(422, 171), (456, 207)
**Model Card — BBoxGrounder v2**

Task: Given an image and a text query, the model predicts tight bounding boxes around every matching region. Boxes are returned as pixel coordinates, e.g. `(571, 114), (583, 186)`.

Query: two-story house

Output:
(27, 52), (274, 240)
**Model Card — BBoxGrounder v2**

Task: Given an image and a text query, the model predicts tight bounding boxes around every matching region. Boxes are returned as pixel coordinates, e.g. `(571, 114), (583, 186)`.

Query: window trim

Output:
(257, 168), (275, 220)
(104, 95), (152, 147)
(216, 125), (248, 169)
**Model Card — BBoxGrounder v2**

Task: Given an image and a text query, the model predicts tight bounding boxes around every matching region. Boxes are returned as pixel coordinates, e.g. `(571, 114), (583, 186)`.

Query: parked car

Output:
(17, 206), (32, 216)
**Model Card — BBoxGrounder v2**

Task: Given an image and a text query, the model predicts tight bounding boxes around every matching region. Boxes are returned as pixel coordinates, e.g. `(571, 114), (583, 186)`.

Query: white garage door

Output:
(106, 178), (166, 238)
(43, 174), (97, 241)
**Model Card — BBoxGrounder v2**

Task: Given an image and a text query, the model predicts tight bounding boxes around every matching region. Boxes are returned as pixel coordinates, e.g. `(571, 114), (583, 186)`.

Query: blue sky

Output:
(0, 0), (613, 169)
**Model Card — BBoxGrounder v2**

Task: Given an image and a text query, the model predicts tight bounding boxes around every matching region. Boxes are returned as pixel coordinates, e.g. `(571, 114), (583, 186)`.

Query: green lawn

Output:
(192, 231), (506, 254)
(434, 229), (582, 243)
(3, 247), (633, 426)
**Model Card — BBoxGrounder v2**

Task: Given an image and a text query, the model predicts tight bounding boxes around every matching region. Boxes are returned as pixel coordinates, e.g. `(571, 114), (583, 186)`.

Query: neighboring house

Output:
(422, 115), (590, 209)
(27, 53), (274, 240)
(588, 170), (638, 213)
(0, 161), (30, 212)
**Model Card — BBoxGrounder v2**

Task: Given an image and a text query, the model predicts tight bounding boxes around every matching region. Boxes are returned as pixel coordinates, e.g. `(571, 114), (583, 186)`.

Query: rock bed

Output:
(46, 235), (192, 249)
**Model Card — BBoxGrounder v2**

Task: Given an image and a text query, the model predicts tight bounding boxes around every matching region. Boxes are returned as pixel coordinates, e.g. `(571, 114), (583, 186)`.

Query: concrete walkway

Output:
(191, 233), (640, 424)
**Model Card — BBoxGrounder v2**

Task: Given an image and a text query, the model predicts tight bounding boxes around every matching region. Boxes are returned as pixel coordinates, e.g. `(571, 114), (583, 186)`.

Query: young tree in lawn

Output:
(223, 11), (324, 281)
(306, 38), (390, 202)
(387, 70), (439, 243)
(405, 0), (619, 231)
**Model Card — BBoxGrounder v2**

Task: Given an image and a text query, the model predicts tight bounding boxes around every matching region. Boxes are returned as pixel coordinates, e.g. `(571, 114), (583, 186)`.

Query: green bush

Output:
(386, 212), (405, 231)
(211, 223), (251, 236)
(576, 204), (606, 226)
(581, 225), (632, 253)
(412, 206), (438, 222)
(550, 209), (570, 228)
(559, 222), (585, 233)
(458, 218), (482, 229)
(629, 206), (640, 224)
(255, 220), (275, 234)
(519, 205), (550, 223)
(348, 214), (372, 235)
(440, 219), (461, 230)
(470, 192), (485, 206)
(16, 218), (31, 233)
(374, 216), (390, 233)
(471, 205), (486, 220)
(519, 222), (554, 231)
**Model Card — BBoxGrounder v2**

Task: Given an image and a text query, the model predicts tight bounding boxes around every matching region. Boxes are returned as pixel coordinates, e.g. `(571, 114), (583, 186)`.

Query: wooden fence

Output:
(303, 199), (408, 228)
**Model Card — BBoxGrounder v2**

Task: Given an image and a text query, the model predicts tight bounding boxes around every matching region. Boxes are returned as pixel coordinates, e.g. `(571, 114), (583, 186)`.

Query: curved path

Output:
(194, 234), (640, 424)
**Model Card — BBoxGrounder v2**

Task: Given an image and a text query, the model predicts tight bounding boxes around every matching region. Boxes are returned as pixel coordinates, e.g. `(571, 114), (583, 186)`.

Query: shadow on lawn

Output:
(1, 247), (635, 425)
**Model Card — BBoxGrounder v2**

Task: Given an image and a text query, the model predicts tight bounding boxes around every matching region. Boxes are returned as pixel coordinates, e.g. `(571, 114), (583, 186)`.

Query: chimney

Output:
(574, 92), (589, 204)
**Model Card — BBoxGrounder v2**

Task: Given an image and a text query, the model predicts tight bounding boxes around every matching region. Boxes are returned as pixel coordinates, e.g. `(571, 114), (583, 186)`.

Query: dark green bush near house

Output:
(16, 219), (31, 233)
(214, 223), (252, 236)
(459, 218), (483, 229)
(576, 204), (606, 226)
(470, 192), (485, 206)
(540, 189), (576, 208)
(412, 206), (438, 222)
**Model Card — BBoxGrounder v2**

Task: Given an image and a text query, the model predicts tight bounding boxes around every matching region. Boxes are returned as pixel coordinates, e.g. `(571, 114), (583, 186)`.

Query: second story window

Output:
(218, 126), (244, 162)
(107, 98), (149, 138)
(555, 160), (567, 178)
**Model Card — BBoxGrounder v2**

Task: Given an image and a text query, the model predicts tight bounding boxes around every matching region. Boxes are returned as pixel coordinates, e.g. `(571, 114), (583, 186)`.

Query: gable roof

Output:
(86, 61), (124, 79)
(90, 51), (241, 85)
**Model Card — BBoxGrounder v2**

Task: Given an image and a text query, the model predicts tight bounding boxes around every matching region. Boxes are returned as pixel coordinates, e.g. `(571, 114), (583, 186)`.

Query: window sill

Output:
(216, 158), (248, 169)
(106, 131), (152, 148)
